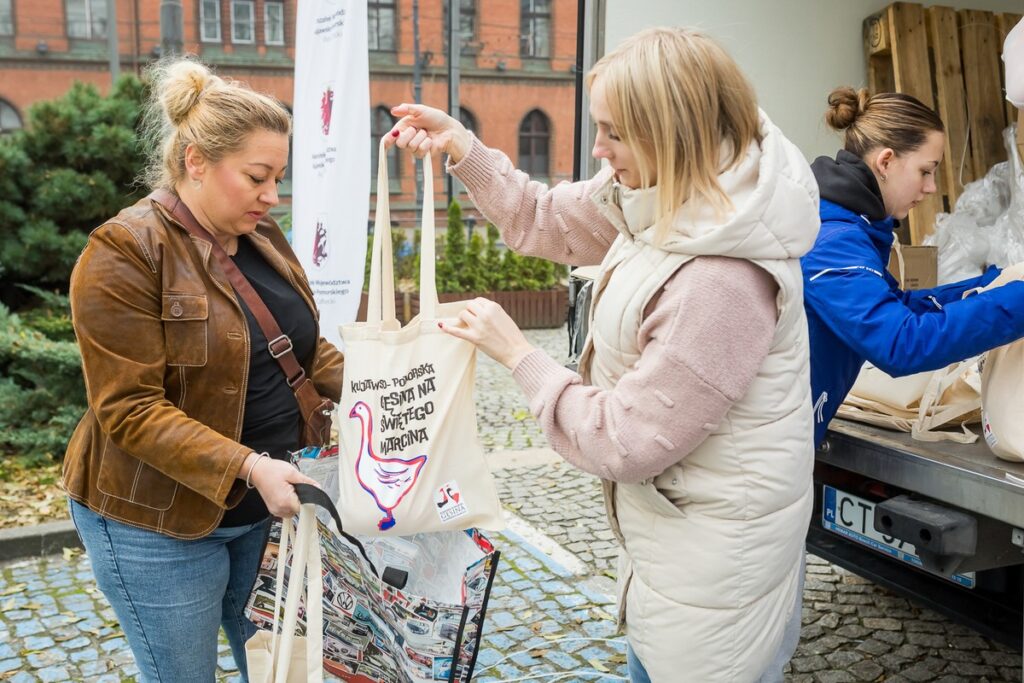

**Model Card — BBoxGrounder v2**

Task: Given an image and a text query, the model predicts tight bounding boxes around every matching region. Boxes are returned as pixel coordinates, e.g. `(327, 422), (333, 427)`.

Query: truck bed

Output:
(821, 419), (1024, 528)
(811, 419), (1024, 648)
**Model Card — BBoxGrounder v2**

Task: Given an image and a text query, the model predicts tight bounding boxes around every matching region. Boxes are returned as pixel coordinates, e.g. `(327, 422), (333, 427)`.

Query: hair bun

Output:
(160, 60), (221, 126)
(825, 86), (869, 131)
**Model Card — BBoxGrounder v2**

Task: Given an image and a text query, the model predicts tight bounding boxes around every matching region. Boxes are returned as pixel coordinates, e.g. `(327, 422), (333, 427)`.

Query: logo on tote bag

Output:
(349, 401), (428, 531)
(435, 481), (468, 523)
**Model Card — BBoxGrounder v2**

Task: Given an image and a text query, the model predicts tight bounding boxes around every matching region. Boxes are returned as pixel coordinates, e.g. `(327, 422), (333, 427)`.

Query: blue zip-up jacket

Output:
(803, 152), (1024, 447)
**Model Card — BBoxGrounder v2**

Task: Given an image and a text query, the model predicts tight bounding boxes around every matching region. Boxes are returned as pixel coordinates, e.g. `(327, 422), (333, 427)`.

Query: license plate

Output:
(821, 485), (975, 589)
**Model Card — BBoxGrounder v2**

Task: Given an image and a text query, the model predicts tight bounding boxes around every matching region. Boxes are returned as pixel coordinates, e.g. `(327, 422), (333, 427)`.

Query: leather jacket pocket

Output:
(96, 437), (178, 511)
(162, 293), (208, 367)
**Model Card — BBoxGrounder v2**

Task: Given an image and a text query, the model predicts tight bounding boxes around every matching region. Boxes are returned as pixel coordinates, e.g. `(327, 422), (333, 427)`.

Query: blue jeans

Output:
(627, 642), (652, 683)
(69, 499), (270, 683)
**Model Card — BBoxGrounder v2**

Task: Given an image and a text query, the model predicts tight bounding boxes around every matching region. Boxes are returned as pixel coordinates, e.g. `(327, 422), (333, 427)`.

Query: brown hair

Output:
(586, 27), (761, 243)
(141, 57), (291, 190)
(825, 86), (943, 158)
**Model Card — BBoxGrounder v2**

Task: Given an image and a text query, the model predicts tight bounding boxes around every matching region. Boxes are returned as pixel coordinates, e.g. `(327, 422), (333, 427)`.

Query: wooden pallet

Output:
(864, 3), (1022, 245)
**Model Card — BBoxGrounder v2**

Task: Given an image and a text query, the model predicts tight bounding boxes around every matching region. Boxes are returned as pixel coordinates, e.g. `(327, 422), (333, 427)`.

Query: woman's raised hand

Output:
(386, 103), (473, 163)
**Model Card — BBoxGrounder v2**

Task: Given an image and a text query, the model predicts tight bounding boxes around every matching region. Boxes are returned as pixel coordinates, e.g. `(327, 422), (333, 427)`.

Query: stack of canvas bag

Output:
(837, 360), (981, 444)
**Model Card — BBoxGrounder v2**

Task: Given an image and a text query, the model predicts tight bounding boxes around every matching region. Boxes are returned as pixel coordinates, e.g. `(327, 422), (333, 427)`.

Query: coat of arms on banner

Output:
(320, 85), (334, 136)
(313, 218), (329, 268)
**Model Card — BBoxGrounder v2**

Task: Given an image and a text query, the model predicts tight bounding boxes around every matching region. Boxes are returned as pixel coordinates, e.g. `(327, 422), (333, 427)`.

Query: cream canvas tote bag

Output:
(978, 263), (1024, 461)
(245, 503), (324, 683)
(837, 358), (982, 444)
(335, 142), (505, 535)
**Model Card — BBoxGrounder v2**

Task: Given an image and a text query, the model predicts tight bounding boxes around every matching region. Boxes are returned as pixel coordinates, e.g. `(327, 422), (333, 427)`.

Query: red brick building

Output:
(0, 0), (578, 225)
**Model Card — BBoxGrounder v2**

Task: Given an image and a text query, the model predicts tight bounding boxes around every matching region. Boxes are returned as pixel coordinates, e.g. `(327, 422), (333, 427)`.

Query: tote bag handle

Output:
(368, 138), (439, 324)
(256, 506), (323, 683)
(273, 504), (324, 683)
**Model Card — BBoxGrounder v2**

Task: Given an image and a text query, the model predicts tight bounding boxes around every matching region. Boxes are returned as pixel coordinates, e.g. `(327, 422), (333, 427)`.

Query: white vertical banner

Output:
(292, 0), (370, 348)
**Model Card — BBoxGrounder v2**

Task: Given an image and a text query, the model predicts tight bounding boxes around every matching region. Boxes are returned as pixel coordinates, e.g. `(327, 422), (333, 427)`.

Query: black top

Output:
(219, 236), (317, 527)
(810, 149), (888, 221)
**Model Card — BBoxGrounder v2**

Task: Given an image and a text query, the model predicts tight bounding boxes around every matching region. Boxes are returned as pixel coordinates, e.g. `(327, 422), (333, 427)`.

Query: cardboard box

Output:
(887, 245), (937, 290)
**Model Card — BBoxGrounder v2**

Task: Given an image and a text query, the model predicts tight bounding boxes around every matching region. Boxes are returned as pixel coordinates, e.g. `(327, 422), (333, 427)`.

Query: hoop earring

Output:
(192, 179), (202, 190)
(880, 174), (887, 182)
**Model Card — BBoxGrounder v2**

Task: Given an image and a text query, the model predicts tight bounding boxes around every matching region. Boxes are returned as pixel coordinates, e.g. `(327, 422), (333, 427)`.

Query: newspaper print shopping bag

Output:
(245, 484), (500, 683)
(335, 142), (504, 535)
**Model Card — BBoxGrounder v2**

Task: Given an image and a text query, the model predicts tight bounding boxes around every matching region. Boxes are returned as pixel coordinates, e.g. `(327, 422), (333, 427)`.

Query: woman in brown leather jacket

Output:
(62, 57), (344, 681)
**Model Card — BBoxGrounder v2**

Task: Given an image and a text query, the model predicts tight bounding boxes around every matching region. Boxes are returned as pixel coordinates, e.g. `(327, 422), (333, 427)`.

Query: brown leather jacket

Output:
(63, 196), (345, 539)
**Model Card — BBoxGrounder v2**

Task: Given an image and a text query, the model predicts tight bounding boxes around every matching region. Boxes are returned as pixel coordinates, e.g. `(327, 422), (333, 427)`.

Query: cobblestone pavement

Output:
(1, 327), (1021, 682)
(0, 528), (629, 682)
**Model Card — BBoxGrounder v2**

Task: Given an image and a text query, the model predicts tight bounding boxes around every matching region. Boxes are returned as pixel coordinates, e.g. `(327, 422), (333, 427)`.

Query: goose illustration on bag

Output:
(349, 401), (428, 530)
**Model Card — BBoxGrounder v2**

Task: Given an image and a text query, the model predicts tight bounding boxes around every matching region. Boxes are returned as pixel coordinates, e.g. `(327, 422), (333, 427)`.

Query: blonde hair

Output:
(141, 57), (291, 190)
(825, 86), (943, 158)
(586, 27), (760, 243)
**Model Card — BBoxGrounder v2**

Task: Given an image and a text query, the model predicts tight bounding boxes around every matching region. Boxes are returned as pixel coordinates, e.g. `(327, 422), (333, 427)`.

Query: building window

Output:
(0, 0), (13, 36)
(264, 1), (285, 46)
(518, 109), (549, 177)
(442, 0), (477, 55)
(199, 0), (221, 43)
(371, 106), (400, 189)
(231, 0), (255, 44)
(520, 0), (550, 58)
(368, 0), (396, 52)
(66, 0), (108, 40)
(0, 100), (22, 134)
(458, 107), (477, 137)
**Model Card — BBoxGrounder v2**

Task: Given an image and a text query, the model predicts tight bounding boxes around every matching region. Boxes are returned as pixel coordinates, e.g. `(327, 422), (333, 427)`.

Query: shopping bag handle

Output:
(368, 138), (439, 324)
(291, 483), (408, 588)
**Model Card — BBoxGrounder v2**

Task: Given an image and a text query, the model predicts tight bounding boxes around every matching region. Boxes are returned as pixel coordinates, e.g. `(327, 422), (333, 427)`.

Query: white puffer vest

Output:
(577, 112), (820, 682)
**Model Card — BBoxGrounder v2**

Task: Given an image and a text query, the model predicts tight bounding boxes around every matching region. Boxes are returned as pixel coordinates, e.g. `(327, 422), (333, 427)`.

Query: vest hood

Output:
(595, 111), (821, 262)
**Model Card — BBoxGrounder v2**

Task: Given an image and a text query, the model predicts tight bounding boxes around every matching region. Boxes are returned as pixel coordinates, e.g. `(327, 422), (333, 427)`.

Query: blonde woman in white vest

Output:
(388, 27), (820, 682)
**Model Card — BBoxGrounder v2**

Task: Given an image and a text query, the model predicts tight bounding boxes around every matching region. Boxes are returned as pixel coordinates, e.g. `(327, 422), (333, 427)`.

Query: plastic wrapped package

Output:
(925, 124), (1024, 283)
(985, 126), (1024, 268)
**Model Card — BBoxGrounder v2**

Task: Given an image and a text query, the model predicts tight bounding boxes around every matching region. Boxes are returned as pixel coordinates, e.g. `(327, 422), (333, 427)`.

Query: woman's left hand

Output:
(440, 298), (535, 369)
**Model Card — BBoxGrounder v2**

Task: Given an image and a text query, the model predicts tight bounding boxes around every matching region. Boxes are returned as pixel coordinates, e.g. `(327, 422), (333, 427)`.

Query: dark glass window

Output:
(520, 0), (550, 58)
(442, 0), (477, 55)
(518, 109), (550, 177)
(458, 107), (477, 137)
(0, 0), (14, 36)
(368, 0), (396, 52)
(264, 1), (285, 46)
(66, 0), (108, 40)
(199, 0), (221, 42)
(0, 100), (22, 134)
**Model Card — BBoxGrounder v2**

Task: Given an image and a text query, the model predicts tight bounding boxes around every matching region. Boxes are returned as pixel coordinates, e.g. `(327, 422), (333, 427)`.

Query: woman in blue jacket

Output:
(804, 86), (1024, 447)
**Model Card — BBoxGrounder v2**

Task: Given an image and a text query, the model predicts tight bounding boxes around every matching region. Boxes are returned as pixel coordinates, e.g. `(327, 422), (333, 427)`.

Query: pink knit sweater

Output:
(449, 139), (779, 484)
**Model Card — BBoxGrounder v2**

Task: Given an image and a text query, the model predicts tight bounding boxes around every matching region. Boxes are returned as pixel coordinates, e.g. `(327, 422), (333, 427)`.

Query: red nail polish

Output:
(391, 130), (400, 137)
(437, 322), (444, 329)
